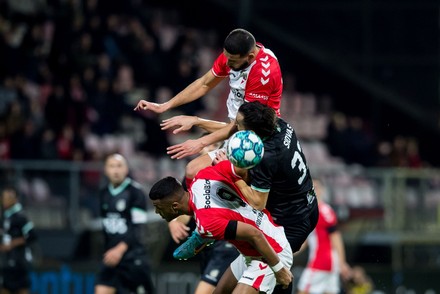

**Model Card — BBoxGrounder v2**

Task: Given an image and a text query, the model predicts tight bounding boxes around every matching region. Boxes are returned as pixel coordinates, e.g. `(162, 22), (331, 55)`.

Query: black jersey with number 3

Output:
(99, 178), (148, 260)
(249, 118), (314, 223)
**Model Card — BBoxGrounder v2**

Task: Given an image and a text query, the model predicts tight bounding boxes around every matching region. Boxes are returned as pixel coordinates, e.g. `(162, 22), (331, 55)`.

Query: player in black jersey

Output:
(95, 154), (155, 294)
(232, 101), (319, 294)
(234, 101), (319, 254)
(0, 186), (37, 294)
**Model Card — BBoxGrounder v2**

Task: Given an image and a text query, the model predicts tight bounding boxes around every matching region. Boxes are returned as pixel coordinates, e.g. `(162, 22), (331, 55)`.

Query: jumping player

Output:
(135, 28), (284, 177)
(149, 160), (293, 294)
(170, 102), (319, 294)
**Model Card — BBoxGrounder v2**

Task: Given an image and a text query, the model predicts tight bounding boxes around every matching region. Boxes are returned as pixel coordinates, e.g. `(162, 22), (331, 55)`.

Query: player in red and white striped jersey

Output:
(297, 179), (352, 294)
(135, 28), (283, 164)
(149, 160), (293, 294)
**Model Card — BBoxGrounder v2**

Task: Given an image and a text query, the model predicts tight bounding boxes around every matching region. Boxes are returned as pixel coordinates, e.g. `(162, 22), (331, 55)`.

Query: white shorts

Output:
(297, 268), (340, 293)
(230, 244), (293, 294)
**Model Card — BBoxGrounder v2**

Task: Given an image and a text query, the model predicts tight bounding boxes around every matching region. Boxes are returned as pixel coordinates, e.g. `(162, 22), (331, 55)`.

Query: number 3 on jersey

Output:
(291, 141), (308, 185)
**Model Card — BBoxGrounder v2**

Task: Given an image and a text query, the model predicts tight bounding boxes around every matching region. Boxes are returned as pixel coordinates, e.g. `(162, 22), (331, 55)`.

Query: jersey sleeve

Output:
(130, 183), (148, 224)
(15, 215), (37, 243)
(211, 53), (230, 77)
(195, 209), (231, 240)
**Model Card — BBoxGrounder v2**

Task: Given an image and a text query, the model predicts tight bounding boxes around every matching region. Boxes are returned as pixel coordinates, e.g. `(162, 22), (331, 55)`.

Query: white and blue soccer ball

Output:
(226, 130), (264, 169)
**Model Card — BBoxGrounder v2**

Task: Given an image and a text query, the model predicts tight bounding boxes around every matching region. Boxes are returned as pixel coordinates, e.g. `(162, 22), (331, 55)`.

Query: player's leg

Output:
(196, 241), (240, 294)
(115, 257), (156, 294)
(95, 266), (118, 294)
(94, 285), (116, 294)
(213, 267), (238, 294)
(1, 268), (31, 294)
(231, 283), (259, 294)
(194, 281), (216, 294)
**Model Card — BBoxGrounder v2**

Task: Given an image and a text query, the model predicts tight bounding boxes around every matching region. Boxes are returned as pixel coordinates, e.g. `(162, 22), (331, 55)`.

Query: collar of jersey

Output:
(4, 203), (22, 218)
(108, 178), (131, 196)
(262, 123), (281, 141)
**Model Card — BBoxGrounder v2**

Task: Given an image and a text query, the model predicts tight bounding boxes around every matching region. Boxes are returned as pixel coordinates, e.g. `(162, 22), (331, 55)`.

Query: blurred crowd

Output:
(0, 0), (215, 163)
(325, 112), (424, 168)
(0, 0), (428, 169)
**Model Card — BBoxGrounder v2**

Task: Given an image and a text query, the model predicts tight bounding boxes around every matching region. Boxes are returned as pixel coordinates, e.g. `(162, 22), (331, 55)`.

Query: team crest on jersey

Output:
(116, 199), (126, 211)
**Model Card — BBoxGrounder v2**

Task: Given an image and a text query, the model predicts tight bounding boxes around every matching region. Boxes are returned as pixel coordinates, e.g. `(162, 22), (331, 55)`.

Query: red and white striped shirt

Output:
(211, 43), (283, 120)
(188, 160), (288, 257)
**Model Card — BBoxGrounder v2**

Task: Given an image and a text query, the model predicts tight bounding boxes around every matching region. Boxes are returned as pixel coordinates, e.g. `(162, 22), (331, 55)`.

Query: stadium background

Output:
(0, 0), (440, 293)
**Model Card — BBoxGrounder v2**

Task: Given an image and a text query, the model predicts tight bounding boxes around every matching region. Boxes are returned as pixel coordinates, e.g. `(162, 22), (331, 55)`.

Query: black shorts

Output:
(278, 199), (319, 253)
(199, 240), (239, 286)
(95, 256), (155, 294)
(2, 268), (31, 291)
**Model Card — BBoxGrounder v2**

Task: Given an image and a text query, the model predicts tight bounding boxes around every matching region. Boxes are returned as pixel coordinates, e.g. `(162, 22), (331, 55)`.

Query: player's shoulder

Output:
(256, 44), (279, 65)
(319, 202), (337, 221)
(130, 179), (144, 190)
(212, 53), (229, 77)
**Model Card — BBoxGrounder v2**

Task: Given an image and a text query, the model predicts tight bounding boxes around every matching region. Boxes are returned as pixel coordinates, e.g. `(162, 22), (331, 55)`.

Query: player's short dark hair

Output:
(149, 177), (183, 200)
(1, 185), (18, 196)
(224, 28), (256, 56)
(238, 102), (277, 139)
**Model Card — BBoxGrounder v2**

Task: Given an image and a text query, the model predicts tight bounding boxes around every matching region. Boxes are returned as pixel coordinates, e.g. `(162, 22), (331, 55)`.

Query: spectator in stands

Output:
(0, 186), (37, 294)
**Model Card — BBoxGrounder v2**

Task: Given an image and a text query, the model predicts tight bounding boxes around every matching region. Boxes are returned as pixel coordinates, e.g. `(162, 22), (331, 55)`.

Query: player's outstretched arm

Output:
(167, 121), (236, 159)
(234, 179), (269, 210)
(235, 222), (293, 289)
(134, 70), (224, 114)
(161, 115), (227, 134)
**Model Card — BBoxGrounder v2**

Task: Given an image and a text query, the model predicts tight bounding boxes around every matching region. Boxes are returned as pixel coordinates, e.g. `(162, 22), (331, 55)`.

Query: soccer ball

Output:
(226, 130), (264, 169)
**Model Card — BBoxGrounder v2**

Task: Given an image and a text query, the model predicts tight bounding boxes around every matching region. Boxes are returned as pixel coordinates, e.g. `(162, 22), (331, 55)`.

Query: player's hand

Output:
(340, 262), (352, 282)
(134, 99), (168, 114)
(167, 139), (204, 159)
(168, 220), (190, 244)
(161, 115), (198, 134)
(212, 149), (228, 165)
(275, 267), (293, 289)
(0, 244), (12, 252)
(103, 246), (125, 267)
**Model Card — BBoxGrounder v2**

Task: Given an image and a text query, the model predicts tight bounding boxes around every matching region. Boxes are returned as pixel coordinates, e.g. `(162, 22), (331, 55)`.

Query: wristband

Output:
(271, 261), (284, 273)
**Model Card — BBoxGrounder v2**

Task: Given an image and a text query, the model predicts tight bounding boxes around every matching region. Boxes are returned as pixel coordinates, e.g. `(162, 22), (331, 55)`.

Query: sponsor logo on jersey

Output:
(116, 199), (126, 211)
(102, 213), (128, 234)
(248, 93), (269, 100)
(203, 179), (211, 208)
(259, 263), (268, 270)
